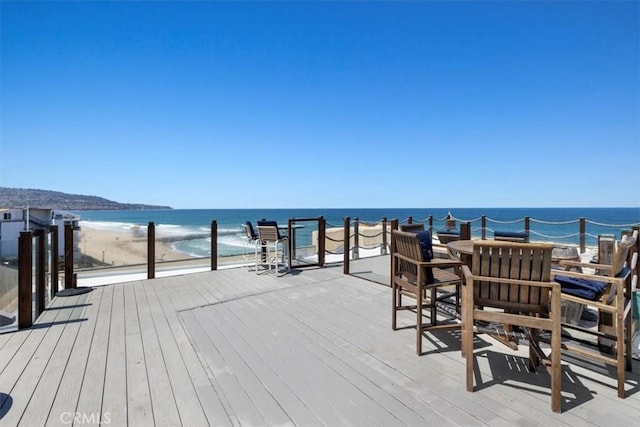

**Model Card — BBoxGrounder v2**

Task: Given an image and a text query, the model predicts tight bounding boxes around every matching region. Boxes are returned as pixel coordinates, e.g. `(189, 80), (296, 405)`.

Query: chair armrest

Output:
(468, 275), (559, 289)
(559, 259), (611, 272)
(549, 269), (626, 284)
(461, 265), (472, 284)
(425, 259), (462, 269)
(393, 252), (430, 267)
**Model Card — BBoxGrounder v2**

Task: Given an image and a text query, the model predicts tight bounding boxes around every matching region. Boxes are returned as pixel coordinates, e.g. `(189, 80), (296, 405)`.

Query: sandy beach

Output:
(79, 226), (191, 266)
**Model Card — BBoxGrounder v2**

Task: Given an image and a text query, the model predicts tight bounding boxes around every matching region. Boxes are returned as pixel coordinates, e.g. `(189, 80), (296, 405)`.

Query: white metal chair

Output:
(241, 221), (259, 270)
(256, 224), (289, 276)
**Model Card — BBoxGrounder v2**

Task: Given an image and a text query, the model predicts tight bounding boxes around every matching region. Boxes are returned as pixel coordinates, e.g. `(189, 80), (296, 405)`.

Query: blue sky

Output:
(1, 1), (639, 209)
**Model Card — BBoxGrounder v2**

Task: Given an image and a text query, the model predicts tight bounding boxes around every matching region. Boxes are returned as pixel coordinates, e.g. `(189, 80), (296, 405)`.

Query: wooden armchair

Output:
(391, 230), (463, 355)
(550, 230), (638, 398)
(461, 241), (562, 413)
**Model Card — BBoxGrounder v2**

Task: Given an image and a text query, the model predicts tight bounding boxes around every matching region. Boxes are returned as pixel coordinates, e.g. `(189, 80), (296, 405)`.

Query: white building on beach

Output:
(0, 207), (81, 258)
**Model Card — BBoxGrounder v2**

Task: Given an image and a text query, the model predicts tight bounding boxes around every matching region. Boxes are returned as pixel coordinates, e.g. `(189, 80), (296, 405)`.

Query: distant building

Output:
(0, 208), (81, 258)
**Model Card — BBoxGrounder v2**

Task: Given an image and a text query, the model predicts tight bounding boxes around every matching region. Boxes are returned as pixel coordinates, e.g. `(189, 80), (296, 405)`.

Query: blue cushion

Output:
(494, 231), (529, 239)
(416, 231), (435, 283)
(554, 275), (606, 301)
(436, 228), (459, 236)
(416, 231), (433, 261)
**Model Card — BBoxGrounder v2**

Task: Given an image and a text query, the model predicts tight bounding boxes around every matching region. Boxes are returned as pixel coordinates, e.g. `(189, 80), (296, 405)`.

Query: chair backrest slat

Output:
(392, 230), (425, 283)
(399, 223), (425, 233)
(472, 241), (553, 313)
(258, 225), (279, 242)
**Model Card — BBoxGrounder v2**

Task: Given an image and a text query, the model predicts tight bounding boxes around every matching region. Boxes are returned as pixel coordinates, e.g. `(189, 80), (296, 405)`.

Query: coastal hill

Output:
(0, 187), (172, 210)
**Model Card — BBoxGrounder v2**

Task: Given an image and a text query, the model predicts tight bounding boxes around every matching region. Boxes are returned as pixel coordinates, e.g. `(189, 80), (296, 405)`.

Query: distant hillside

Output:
(0, 187), (172, 210)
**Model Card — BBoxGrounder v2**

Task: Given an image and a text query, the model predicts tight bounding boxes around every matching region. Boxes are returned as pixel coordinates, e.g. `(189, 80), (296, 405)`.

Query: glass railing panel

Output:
(0, 239), (19, 333)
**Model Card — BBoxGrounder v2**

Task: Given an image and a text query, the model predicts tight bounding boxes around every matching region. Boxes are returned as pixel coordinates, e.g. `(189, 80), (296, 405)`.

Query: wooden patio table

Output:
(446, 239), (474, 268)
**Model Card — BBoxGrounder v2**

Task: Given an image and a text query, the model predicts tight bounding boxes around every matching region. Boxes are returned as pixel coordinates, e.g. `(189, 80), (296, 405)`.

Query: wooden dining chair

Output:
(461, 241), (562, 413)
(550, 229), (638, 398)
(391, 230), (463, 355)
(399, 223), (425, 233)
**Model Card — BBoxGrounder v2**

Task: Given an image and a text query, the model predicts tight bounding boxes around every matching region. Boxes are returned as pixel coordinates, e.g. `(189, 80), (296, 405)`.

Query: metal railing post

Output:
(579, 218), (586, 253)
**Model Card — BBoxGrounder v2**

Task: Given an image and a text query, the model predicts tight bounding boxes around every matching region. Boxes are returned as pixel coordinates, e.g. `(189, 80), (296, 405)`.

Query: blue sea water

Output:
(76, 208), (640, 257)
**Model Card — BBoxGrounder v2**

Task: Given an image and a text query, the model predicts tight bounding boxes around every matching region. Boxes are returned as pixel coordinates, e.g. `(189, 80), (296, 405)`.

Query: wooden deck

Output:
(1, 261), (640, 426)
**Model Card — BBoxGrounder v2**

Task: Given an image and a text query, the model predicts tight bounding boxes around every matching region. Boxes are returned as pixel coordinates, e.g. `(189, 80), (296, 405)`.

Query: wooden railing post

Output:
(428, 216), (434, 237)
(579, 217), (586, 253)
(147, 222), (155, 279)
(318, 216), (326, 267)
(64, 223), (74, 289)
(390, 219), (398, 288)
(407, 216), (413, 224)
(481, 216), (487, 240)
(211, 220), (217, 271)
(35, 229), (46, 317)
(18, 231), (32, 329)
(353, 218), (360, 260)
(381, 217), (388, 255)
(343, 217), (350, 275)
(633, 225), (640, 279)
(524, 216), (530, 237)
(460, 222), (471, 240)
(50, 225), (59, 298)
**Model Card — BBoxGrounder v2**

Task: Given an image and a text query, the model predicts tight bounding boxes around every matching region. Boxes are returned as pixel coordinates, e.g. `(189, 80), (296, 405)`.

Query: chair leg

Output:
(551, 334), (561, 413)
(625, 308), (633, 372)
(464, 284), (474, 391)
(392, 284), (398, 330)
(617, 311), (625, 398)
(416, 288), (423, 355)
(430, 288), (437, 327)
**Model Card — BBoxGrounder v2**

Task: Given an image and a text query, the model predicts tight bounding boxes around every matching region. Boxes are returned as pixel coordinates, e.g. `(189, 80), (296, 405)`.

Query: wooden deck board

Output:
(123, 281), (155, 427)
(46, 288), (104, 426)
(141, 278), (210, 426)
(133, 278), (182, 427)
(0, 293), (80, 426)
(224, 293), (438, 426)
(101, 284), (127, 427)
(1, 259), (639, 426)
(74, 285), (114, 426)
(18, 293), (92, 427)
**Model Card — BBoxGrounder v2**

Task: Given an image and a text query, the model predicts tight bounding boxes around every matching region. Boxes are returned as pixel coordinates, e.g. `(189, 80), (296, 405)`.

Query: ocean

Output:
(75, 208), (640, 258)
